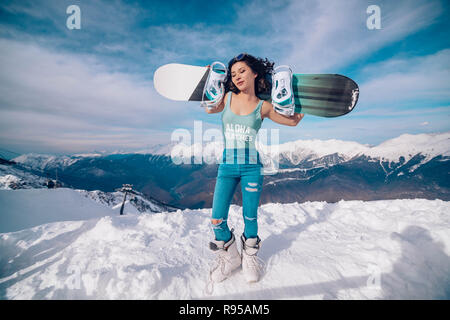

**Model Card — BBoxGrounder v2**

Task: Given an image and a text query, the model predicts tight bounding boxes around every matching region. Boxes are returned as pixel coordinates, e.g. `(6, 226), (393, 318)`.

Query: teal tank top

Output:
(221, 92), (263, 165)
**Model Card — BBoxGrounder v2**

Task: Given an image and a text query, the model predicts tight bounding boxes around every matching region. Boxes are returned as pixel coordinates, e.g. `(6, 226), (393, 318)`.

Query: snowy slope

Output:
(78, 189), (178, 214)
(0, 188), (119, 233)
(0, 164), (48, 190)
(0, 198), (449, 299)
(0, 186), (176, 232)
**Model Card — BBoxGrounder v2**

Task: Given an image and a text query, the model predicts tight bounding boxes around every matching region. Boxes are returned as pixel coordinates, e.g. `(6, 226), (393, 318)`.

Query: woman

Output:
(205, 53), (304, 283)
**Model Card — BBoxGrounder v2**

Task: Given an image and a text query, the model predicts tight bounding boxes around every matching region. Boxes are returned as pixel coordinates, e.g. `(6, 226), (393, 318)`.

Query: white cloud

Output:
(1, 0), (142, 36)
(358, 49), (450, 107)
(263, 0), (443, 72)
(289, 111), (449, 146)
(0, 38), (190, 153)
(0, 0), (447, 153)
(0, 108), (173, 154)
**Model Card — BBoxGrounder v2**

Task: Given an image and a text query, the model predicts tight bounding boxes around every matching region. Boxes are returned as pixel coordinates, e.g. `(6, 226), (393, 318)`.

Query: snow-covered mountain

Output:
(14, 132), (450, 171)
(278, 132), (449, 163)
(0, 164), (49, 189)
(78, 189), (178, 215)
(12, 153), (93, 171)
(0, 193), (449, 299)
(6, 132), (450, 208)
(151, 132), (450, 167)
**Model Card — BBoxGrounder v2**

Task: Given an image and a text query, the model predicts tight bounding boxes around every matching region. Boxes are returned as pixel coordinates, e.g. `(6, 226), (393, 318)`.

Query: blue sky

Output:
(0, 0), (449, 155)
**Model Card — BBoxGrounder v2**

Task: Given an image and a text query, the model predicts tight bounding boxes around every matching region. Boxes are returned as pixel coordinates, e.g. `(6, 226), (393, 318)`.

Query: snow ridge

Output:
(12, 132), (450, 168)
(163, 132), (450, 166)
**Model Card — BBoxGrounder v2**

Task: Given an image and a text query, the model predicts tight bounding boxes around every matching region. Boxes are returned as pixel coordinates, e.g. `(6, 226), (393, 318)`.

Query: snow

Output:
(12, 153), (80, 170)
(0, 175), (21, 189)
(0, 193), (449, 299)
(155, 131), (450, 168)
(11, 132), (450, 174)
(0, 164), (48, 189)
(77, 189), (169, 214)
(264, 132), (450, 166)
(1, 132), (449, 299)
(0, 188), (118, 233)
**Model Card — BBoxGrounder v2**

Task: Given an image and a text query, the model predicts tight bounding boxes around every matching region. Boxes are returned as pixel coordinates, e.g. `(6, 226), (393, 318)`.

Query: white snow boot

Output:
(201, 61), (227, 110)
(271, 65), (295, 116)
(241, 234), (264, 283)
(209, 232), (241, 283)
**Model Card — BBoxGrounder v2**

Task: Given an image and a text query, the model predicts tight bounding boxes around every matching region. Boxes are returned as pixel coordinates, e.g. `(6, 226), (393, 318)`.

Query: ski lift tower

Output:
(119, 184), (133, 215)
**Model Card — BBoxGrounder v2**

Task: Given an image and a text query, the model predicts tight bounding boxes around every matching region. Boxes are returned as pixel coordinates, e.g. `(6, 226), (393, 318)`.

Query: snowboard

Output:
(154, 63), (359, 118)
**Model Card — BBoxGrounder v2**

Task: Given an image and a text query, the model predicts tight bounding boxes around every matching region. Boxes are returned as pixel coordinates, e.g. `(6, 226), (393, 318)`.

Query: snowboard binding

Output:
(271, 65), (295, 116)
(201, 61), (228, 109)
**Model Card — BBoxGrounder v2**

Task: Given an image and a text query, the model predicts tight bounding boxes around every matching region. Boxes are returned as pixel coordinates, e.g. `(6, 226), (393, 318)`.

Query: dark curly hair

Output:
(225, 53), (274, 96)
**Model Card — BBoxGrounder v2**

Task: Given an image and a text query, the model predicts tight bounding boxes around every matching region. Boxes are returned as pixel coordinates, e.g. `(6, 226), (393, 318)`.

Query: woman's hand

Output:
(262, 101), (305, 126)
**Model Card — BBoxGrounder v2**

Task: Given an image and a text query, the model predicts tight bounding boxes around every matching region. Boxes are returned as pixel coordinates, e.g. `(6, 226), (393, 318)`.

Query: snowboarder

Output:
(205, 53), (304, 283)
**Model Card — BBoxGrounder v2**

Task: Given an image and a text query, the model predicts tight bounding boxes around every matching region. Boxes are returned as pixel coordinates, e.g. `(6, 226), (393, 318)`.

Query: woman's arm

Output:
(261, 101), (304, 126)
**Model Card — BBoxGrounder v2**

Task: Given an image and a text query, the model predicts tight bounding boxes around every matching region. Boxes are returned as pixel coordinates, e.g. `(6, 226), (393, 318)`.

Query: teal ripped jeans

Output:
(211, 163), (264, 242)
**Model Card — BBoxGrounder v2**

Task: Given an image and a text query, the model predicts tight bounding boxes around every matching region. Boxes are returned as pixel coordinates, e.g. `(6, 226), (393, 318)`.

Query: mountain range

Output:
(2, 132), (449, 209)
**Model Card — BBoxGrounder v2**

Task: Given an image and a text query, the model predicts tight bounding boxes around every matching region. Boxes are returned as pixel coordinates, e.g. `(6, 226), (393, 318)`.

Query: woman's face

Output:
(230, 61), (258, 92)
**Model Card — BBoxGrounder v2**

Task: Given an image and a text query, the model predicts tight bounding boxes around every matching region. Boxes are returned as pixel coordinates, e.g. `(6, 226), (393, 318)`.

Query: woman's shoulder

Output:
(260, 100), (272, 117)
(224, 91), (232, 102)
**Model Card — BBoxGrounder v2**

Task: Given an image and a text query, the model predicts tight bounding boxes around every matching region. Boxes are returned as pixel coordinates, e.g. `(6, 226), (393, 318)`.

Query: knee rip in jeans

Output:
(211, 218), (226, 229)
(244, 182), (259, 192)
